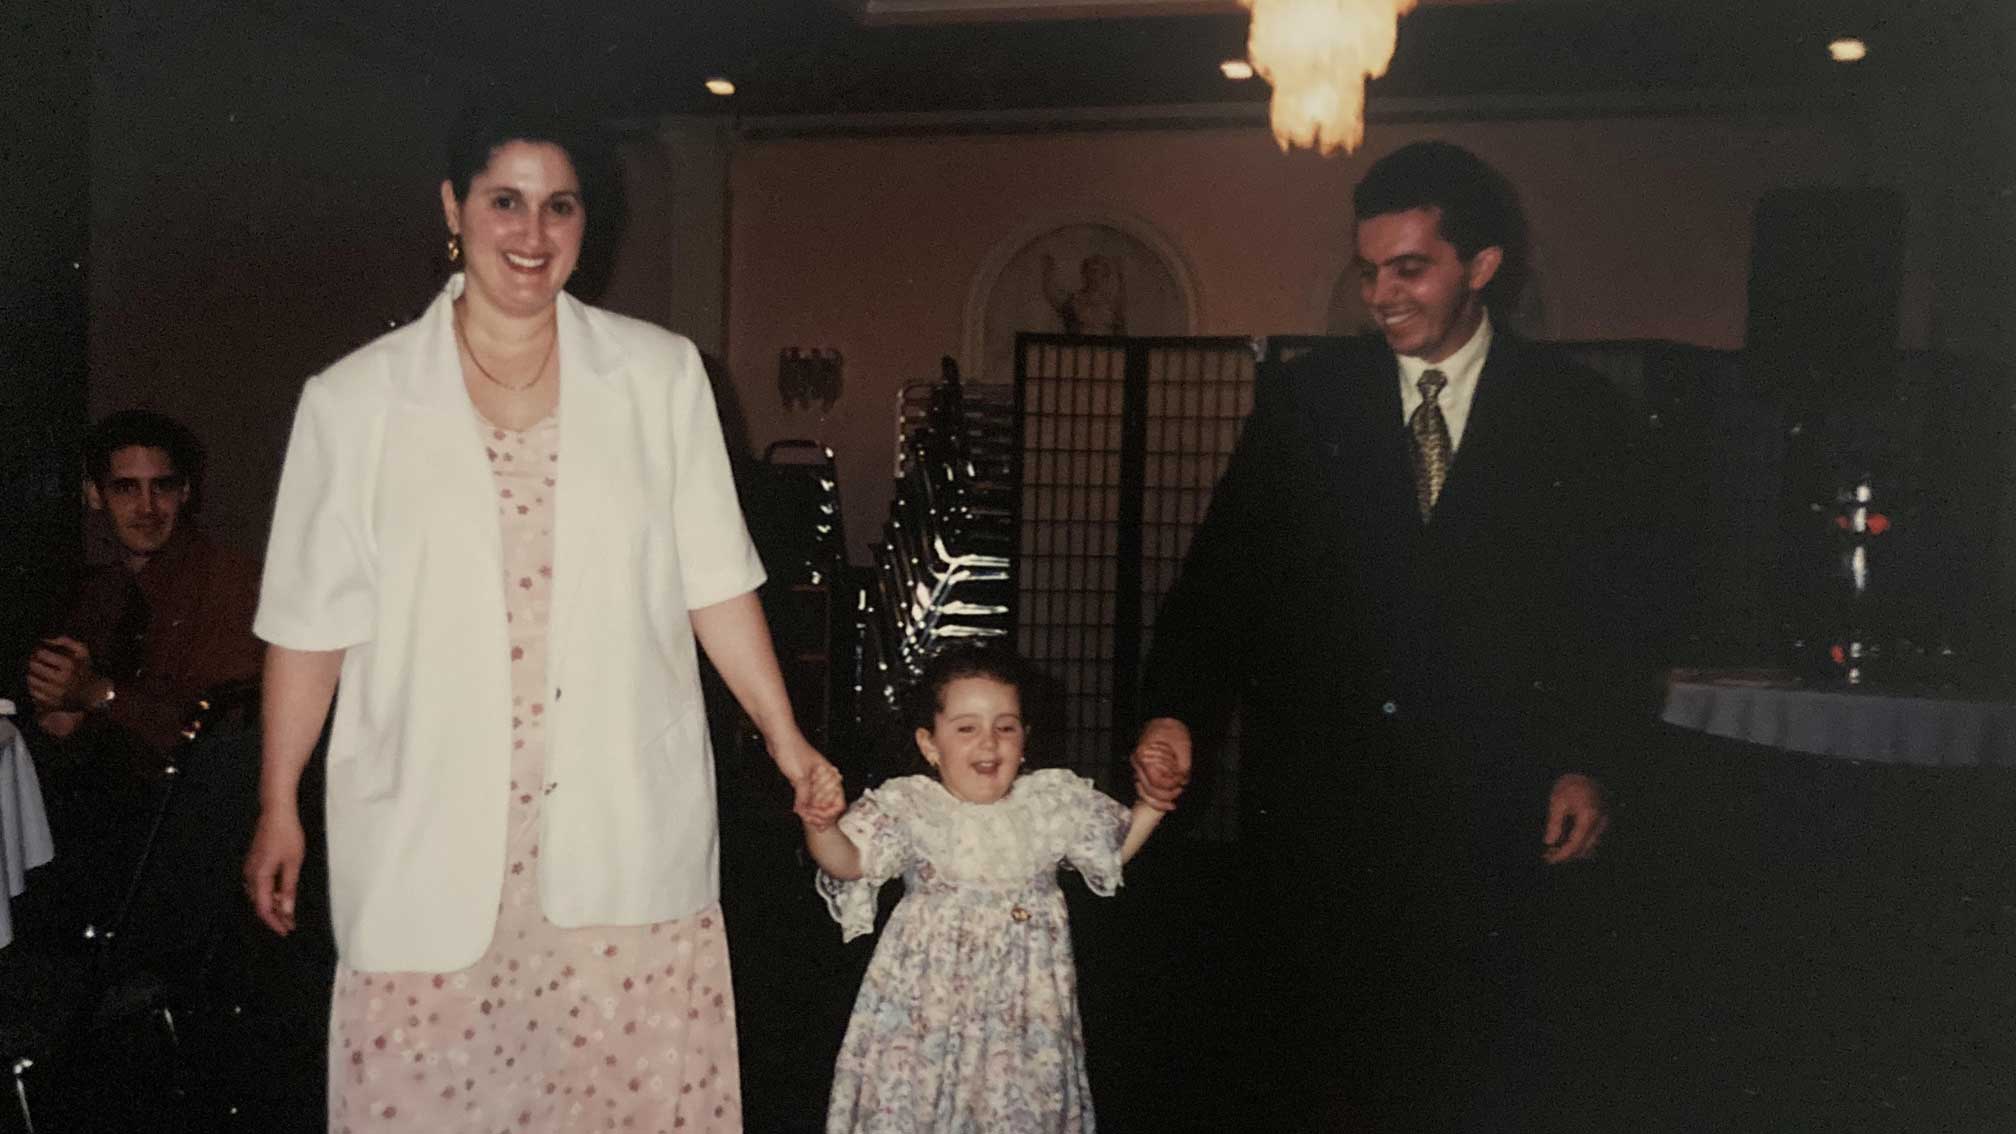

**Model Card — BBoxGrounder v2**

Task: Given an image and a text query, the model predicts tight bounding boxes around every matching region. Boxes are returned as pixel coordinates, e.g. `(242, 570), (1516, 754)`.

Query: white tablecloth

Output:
(1, 716), (57, 949)
(1661, 678), (2016, 767)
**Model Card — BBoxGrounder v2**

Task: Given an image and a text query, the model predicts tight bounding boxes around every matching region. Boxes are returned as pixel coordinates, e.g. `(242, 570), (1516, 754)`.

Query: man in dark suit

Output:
(1131, 141), (1662, 1129)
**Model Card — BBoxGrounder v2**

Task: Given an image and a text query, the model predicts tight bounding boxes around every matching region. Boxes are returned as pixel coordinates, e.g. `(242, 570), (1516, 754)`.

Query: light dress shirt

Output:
(1396, 309), (1494, 454)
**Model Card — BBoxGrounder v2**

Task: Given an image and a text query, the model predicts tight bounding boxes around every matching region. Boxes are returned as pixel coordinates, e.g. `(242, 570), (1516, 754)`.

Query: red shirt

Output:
(50, 528), (263, 764)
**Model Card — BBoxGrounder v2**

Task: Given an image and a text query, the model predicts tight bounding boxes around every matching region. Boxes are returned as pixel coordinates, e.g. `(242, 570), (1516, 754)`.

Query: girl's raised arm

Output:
(1121, 799), (1166, 864)
(806, 823), (863, 880)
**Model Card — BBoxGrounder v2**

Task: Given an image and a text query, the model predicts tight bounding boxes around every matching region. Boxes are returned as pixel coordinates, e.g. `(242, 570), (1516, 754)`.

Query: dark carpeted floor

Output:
(6, 721), (2016, 1132)
(727, 722), (2016, 1133)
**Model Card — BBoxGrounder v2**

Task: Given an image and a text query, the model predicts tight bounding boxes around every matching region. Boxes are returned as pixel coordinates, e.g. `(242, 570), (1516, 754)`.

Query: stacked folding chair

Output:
(730, 441), (850, 768)
(852, 369), (1017, 761)
(748, 440), (847, 588)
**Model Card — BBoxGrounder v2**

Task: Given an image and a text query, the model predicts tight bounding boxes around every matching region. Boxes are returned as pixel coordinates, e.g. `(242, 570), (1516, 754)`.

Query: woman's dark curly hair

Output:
(441, 98), (626, 301)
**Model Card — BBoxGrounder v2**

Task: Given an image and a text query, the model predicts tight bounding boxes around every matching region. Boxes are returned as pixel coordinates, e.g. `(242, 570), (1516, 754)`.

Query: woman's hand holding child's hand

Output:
(800, 762), (846, 831)
(799, 762), (861, 878)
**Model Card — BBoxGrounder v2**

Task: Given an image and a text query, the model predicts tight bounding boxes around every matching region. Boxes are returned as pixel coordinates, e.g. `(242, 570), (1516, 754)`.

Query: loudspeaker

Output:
(1744, 186), (1906, 403)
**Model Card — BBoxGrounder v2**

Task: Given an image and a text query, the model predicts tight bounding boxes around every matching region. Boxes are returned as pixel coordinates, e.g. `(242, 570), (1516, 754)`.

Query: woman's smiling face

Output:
(442, 139), (585, 318)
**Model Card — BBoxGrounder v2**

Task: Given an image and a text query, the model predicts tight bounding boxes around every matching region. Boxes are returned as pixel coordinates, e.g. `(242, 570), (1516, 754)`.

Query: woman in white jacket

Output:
(241, 103), (839, 1133)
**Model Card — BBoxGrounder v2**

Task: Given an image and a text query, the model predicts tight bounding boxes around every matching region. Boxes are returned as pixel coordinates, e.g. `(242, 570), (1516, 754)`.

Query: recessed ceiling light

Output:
(705, 77), (736, 96)
(1828, 38), (1868, 63)
(1220, 59), (1255, 81)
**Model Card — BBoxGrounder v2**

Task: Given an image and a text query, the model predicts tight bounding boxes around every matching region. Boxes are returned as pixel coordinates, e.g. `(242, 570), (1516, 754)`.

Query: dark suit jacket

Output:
(1141, 332), (1664, 867)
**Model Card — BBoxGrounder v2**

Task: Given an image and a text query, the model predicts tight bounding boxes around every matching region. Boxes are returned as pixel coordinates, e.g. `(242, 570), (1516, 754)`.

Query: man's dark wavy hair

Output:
(84, 410), (203, 512)
(1352, 140), (1531, 314)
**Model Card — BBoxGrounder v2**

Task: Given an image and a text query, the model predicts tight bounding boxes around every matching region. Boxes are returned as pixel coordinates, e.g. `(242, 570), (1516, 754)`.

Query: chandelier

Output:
(1241, 0), (1419, 155)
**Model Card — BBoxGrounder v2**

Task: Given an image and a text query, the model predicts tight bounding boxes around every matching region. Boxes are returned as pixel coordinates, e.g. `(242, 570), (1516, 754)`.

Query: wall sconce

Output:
(779, 347), (843, 412)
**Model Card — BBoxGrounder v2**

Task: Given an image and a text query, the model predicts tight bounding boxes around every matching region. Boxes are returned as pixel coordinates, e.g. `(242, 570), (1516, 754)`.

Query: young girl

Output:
(801, 645), (1169, 1133)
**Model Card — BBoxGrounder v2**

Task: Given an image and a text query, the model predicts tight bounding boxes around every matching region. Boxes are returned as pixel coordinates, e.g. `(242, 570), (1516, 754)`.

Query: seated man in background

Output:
(30, 410), (262, 764)
(25, 410), (262, 933)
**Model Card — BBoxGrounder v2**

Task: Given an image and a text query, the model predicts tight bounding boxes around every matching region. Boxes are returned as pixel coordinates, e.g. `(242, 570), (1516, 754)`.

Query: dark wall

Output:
(83, 1), (682, 561)
(89, 0), (468, 557)
(2, 0), (91, 698)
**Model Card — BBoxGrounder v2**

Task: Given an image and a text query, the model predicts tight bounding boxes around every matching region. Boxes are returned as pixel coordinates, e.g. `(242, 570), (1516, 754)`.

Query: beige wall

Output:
(85, 14), (2009, 581)
(724, 112), (1913, 560)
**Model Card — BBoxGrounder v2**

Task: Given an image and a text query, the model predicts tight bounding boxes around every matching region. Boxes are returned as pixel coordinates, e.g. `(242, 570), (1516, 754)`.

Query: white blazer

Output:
(256, 275), (765, 972)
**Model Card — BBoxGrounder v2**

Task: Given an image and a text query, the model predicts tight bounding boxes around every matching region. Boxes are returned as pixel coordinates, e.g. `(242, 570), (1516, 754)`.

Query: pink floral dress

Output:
(326, 412), (742, 1133)
(817, 769), (1129, 1134)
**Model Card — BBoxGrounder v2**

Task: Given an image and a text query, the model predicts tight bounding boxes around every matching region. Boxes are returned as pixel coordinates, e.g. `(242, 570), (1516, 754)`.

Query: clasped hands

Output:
(27, 636), (107, 712)
(774, 734), (845, 831)
(27, 636), (108, 739)
(1130, 717), (1193, 813)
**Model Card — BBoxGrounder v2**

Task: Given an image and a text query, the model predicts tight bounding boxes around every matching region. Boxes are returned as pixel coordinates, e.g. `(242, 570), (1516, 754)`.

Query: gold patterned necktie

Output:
(1409, 368), (1452, 522)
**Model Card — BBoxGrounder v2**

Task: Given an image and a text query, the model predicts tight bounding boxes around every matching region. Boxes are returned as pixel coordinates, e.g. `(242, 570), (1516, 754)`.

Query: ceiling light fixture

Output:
(1220, 59), (1256, 81)
(1827, 37), (1868, 63)
(704, 77), (736, 96)
(1241, 0), (1418, 155)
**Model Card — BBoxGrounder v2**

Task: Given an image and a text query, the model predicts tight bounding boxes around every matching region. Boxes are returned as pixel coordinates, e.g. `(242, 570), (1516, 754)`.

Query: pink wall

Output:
(727, 115), (1872, 559)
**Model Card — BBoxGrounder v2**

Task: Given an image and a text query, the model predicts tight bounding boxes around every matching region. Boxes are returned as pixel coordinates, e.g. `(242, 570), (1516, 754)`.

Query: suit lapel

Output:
(1301, 338), (1415, 535)
(1424, 335), (1523, 541)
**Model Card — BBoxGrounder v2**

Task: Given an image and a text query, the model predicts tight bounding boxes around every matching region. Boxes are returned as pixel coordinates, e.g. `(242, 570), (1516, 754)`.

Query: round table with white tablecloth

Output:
(1660, 671), (2016, 767)
(0, 714), (57, 950)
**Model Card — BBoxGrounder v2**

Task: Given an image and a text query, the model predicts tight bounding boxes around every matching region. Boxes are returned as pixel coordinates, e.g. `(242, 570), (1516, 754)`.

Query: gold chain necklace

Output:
(454, 306), (556, 392)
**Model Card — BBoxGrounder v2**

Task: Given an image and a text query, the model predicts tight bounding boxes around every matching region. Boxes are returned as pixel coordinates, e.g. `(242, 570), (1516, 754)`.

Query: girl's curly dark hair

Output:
(900, 644), (1034, 735)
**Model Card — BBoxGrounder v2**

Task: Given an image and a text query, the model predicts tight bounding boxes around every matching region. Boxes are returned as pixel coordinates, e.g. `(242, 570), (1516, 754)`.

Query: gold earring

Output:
(446, 233), (462, 263)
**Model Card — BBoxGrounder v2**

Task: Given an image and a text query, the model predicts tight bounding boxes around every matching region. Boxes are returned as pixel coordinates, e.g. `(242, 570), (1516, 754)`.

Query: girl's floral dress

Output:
(817, 769), (1128, 1134)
